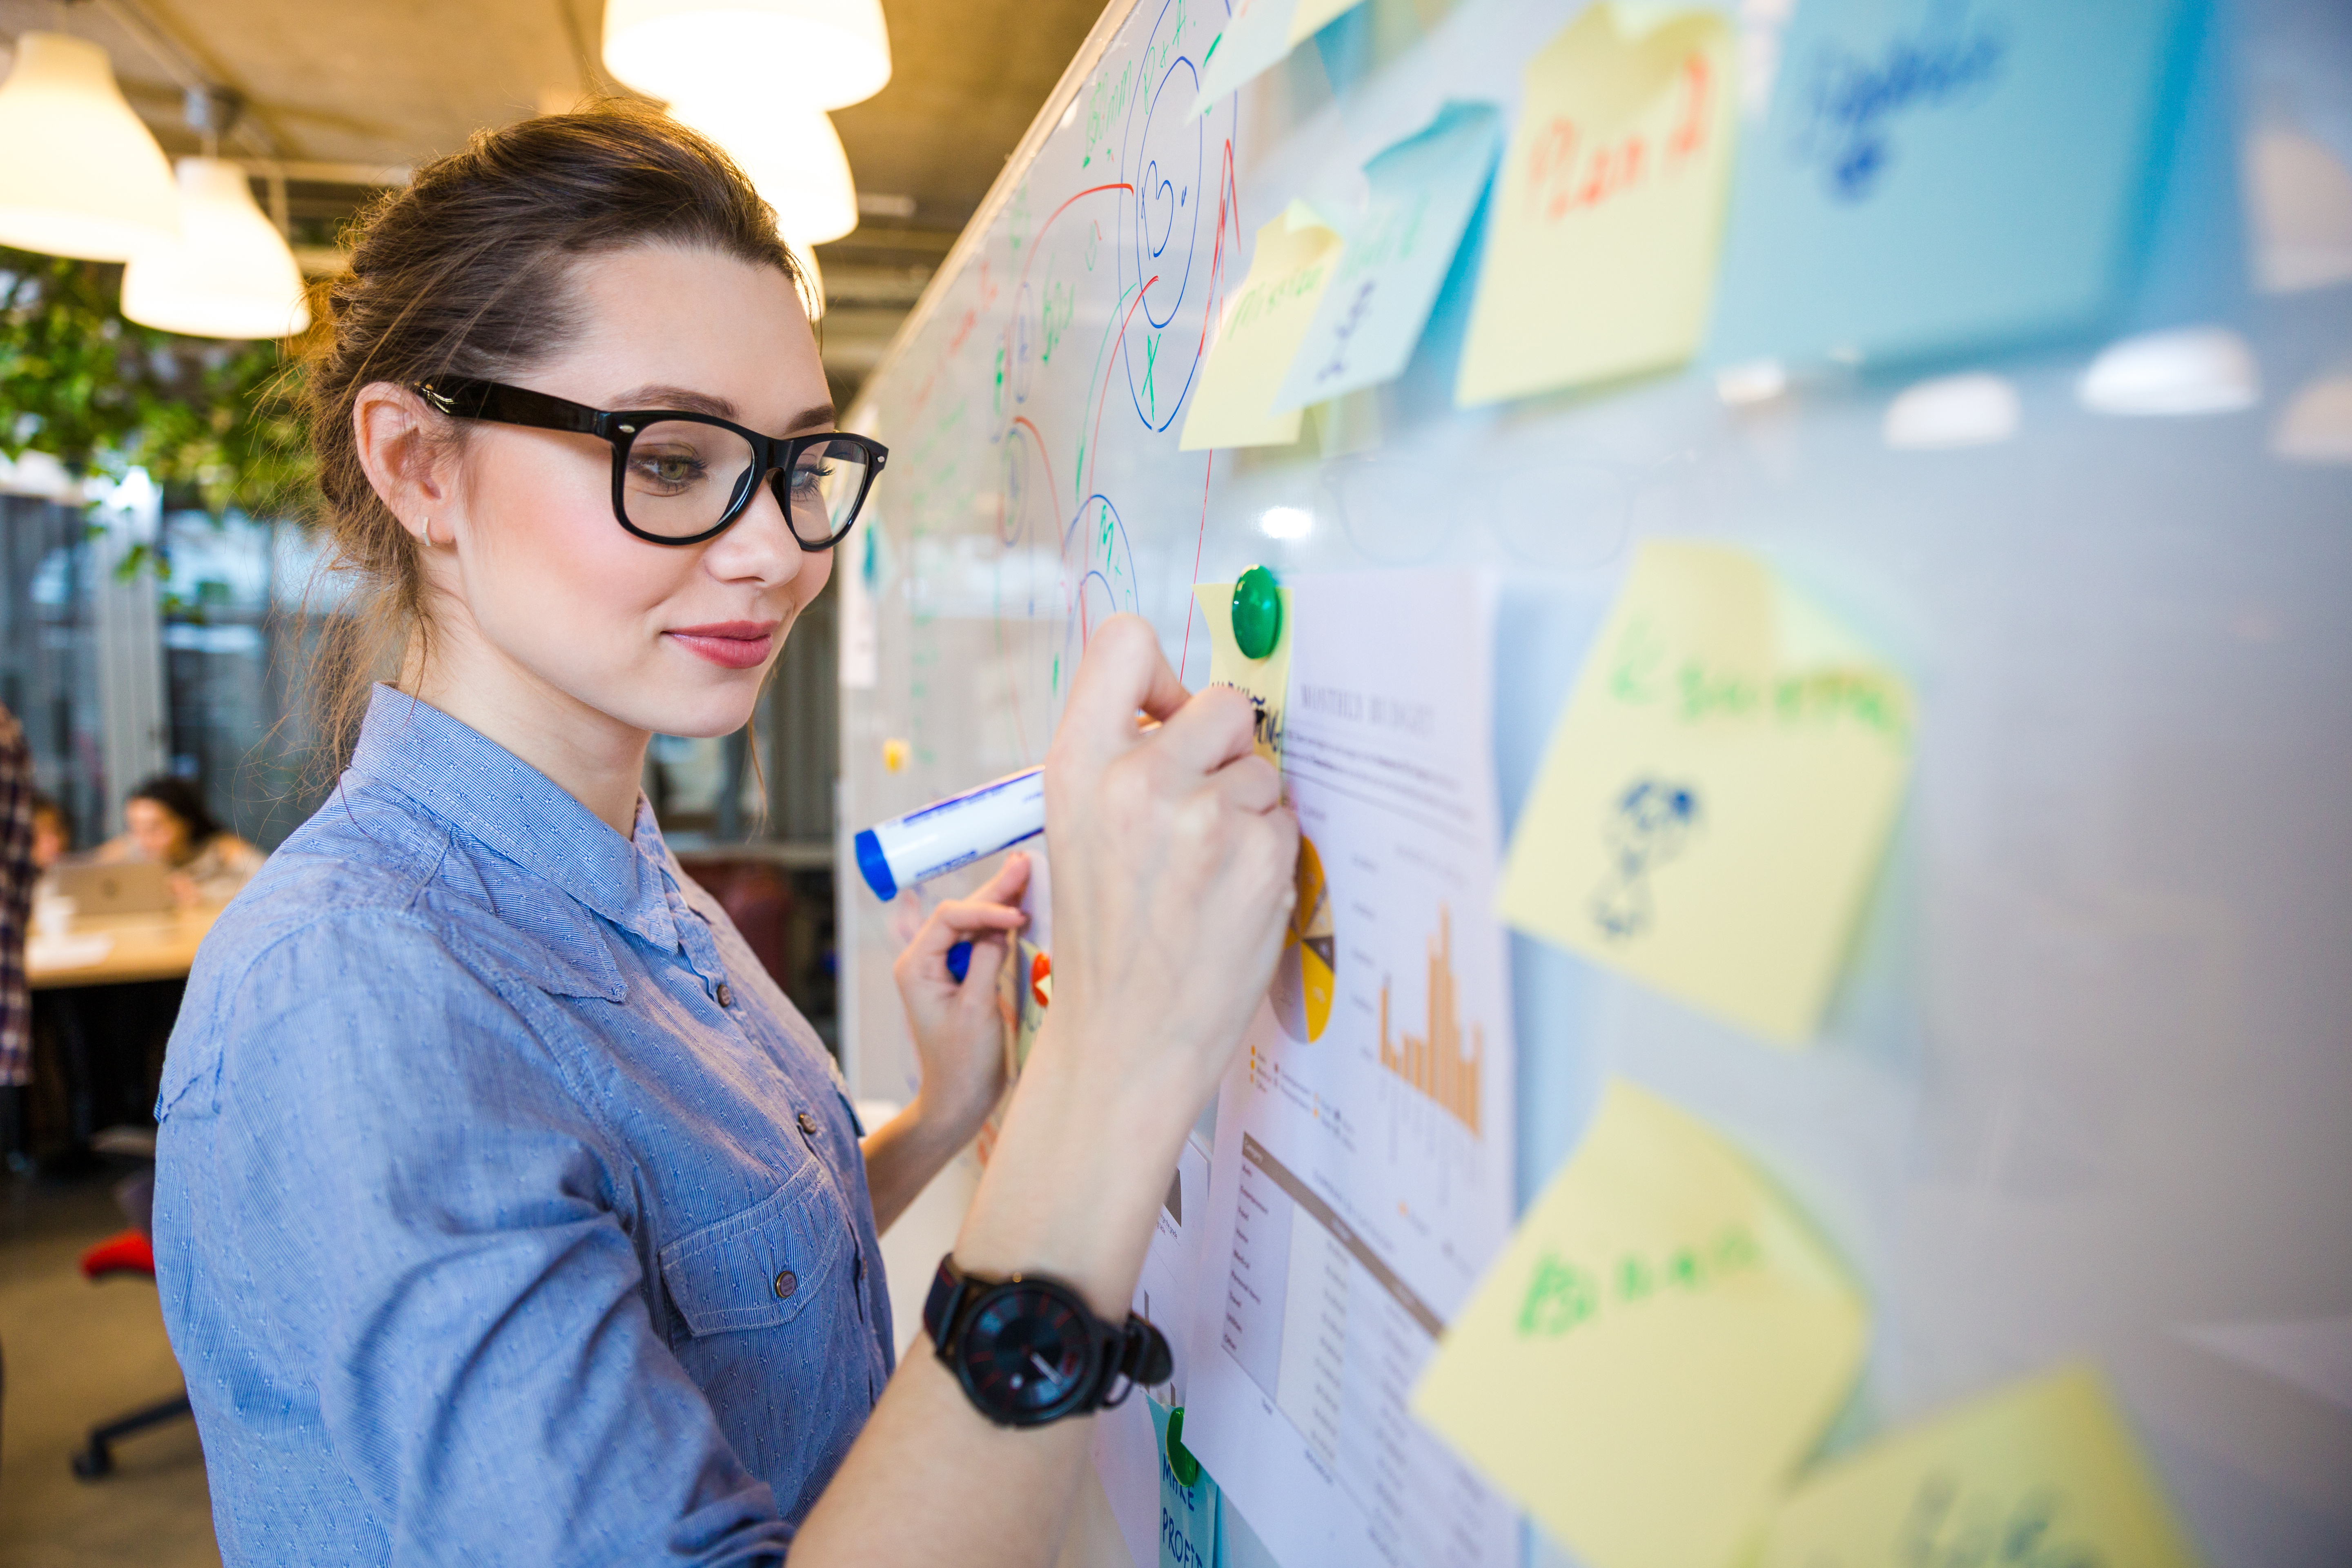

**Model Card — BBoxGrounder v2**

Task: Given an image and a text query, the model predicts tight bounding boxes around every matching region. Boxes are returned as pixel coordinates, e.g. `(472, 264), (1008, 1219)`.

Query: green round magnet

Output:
(1231, 565), (1281, 661)
(1165, 1405), (1203, 1488)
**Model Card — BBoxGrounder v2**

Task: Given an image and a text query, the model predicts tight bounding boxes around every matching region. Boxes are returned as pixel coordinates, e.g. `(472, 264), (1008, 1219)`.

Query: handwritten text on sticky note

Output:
(1192, 581), (1293, 764)
(1497, 541), (1913, 1044)
(1180, 202), (1343, 450)
(1273, 101), (1502, 411)
(1457, 4), (1737, 405)
(1412, 1078), (1869, 1568)
(1755, 1365), (2206, 1568)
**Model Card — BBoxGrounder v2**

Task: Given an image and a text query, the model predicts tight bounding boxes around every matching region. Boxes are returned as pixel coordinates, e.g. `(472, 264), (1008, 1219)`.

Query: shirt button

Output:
(773, 1269), (797, 1300)
(797, 1111), (820, 1136)
(715, 982), (733, 1007)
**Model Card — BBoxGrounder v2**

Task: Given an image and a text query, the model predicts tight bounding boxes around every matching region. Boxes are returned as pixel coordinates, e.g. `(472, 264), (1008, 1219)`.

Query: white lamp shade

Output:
(669, 96), (858, 245)
(121, 159), (311, 340)
(604, 0), (891, 110)
(0, 33), (178, 261)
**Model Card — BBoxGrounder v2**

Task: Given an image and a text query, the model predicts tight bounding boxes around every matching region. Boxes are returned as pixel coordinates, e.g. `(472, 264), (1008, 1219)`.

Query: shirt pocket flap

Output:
(658, 1161), (850, 1339)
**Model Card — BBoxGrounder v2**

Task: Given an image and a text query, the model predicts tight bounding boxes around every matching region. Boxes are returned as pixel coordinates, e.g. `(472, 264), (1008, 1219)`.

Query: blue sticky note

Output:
(1152, 1400), (1219, 1568)
(1272, 101), (1503, 412)
(1709, 0), (2198, 367)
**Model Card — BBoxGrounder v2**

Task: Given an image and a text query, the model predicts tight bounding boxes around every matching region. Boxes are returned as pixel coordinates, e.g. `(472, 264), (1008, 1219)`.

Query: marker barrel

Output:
(855, 767), (1045, 901)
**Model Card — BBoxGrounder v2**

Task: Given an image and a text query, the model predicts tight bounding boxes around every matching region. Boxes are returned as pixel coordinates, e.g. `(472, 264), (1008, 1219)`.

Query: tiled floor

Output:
(0, 1171), (218, 1568)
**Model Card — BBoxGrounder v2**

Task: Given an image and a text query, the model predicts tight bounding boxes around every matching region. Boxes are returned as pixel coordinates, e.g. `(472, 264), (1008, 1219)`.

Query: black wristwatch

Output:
(922, 1254), (1173, 1428)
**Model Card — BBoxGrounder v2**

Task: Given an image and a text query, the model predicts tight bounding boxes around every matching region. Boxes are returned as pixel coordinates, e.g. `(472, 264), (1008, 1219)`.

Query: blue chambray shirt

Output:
(153, 685), (893, 1566)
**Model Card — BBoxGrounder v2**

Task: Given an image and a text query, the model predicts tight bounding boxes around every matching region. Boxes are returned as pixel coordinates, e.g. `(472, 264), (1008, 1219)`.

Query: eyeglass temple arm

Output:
(415, 379), (604, 436)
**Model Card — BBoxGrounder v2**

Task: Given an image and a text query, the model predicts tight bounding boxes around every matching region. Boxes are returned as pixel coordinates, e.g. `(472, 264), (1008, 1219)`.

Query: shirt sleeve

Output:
(161, 907), (793, 1567)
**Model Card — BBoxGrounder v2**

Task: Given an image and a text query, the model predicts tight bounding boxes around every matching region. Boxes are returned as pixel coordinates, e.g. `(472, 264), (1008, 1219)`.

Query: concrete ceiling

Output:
(0, 0), (1105, 394)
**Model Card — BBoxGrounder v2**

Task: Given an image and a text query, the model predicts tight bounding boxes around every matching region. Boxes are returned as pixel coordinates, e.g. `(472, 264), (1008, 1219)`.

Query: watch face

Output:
(959, 1282), (1096, 1422)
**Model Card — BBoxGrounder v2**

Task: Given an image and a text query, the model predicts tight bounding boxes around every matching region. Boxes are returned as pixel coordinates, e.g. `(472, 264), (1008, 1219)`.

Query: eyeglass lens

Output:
(622, 422), (871, 543)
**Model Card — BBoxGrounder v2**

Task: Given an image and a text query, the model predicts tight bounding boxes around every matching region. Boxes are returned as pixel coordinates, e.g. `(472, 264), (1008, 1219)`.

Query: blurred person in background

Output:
(30, 791), (67, 874)
(96, 775), (265, 907)
(1, 705), (34, 1155)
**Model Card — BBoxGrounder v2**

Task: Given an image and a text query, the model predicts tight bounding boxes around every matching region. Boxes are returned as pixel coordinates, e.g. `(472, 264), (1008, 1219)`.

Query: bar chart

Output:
(1377, 905), (1484, 1137)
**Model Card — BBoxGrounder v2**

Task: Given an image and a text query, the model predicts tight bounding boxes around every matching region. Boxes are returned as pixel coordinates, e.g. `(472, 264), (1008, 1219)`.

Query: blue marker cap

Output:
(855, 827), (898, 902)
(947, 941), (972, 983)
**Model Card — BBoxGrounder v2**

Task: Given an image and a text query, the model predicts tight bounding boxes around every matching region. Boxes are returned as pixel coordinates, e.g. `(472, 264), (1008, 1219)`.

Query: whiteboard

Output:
(835, 0), (2352, 1563)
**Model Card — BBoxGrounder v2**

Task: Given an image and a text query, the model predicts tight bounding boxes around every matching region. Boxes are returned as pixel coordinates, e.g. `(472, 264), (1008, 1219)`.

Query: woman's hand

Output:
(954, 615), (1298, 1310)
(1042, 616), (1297, 1108)
(890, 853), (1030, 1145)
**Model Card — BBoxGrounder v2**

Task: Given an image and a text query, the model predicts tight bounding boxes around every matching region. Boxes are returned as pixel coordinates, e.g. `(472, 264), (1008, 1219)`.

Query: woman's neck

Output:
(405, 624), (650, 838)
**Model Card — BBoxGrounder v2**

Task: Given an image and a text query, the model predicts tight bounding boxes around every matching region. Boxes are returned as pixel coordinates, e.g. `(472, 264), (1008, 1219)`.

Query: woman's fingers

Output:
(1148, 682), (1262, 779)
(1209, 751), (1284, 816)
(1059, 617), (1190, 764)
(931, 903), (1027, 936)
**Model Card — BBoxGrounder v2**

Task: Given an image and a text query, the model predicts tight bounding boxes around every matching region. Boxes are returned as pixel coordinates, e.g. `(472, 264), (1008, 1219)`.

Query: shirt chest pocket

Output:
(657, 1156), (854, 1341)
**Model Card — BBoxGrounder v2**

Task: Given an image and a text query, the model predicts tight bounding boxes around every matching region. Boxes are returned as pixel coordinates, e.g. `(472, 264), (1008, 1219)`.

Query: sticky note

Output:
(1189, 0), (1368, 120)
(1755, 1366), (2206, 1568)
(1272, 102), (1503, 412)
(1456, 4), (1737, 405)
(1497, 541), (1913, 1045)
(1152, 1401), (1221, 1568)
(1180, 203), (1343, 450)
(1412, 1079), (1869, 1568)
(1710, 0), (2193, 366)
(1192, 581), (1293, 763)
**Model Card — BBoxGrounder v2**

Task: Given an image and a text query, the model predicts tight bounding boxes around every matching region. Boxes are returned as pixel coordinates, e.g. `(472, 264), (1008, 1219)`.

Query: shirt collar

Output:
(347, 684), (682, 950)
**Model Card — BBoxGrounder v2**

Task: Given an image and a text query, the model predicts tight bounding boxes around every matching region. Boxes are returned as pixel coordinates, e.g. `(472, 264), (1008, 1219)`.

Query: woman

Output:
(98, 775), (265, 906)
(154, 104), (1294, 1566)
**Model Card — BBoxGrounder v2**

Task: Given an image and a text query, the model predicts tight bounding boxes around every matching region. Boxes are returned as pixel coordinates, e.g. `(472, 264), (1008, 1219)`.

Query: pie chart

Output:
(1271, 835), (1336, 1043)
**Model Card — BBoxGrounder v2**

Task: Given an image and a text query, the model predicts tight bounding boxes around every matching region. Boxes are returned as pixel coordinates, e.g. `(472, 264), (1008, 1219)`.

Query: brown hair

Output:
(302, 100), (803, 771)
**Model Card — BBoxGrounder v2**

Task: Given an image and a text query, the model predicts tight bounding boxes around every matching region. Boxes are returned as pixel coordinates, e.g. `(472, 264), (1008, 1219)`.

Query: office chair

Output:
(71, 1127), (192, 1480)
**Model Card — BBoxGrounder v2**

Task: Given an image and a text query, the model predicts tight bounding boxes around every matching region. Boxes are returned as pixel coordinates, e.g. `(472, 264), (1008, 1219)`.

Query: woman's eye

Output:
(632, 452), (706, 489)
(788, 464), (837, 493)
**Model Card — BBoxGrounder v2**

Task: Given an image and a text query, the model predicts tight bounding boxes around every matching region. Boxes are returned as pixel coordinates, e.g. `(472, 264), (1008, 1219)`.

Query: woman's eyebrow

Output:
(617, 385), (835, 434)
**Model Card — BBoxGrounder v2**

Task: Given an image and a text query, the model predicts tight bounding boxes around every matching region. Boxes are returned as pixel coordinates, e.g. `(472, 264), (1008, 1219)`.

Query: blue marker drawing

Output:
(1787, 0), (2007, 200)
(1591, 779), (1701, 941)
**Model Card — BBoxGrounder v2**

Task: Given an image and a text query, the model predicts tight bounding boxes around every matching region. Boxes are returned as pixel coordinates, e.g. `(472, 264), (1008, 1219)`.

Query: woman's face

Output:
(422, 243), (836, 742)
(125, 797), (191, 863)
(30, 808), (66, 871)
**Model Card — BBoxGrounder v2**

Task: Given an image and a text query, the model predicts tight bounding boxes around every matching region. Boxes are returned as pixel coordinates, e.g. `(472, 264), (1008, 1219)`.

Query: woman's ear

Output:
(352, 383), (453, 546)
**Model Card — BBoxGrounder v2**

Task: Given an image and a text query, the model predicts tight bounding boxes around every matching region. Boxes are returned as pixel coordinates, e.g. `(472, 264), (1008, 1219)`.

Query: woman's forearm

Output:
(794, 1024), (1186, 1566)
(860, 1095), (985, 1236)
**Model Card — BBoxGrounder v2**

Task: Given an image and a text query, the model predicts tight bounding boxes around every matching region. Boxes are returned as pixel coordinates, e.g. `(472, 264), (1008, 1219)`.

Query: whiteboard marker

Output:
(855, 766), (1045, 902)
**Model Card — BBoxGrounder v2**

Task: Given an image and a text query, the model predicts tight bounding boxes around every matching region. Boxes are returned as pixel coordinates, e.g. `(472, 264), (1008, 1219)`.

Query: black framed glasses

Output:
(414, 376), (888, 549)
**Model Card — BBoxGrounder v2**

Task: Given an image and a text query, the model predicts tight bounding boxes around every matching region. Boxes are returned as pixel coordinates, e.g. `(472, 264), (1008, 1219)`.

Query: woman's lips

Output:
(666, 621), (778, 670)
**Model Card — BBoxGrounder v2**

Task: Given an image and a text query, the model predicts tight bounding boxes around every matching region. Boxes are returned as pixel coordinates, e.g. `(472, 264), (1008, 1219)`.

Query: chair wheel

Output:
(71, 1442), (113, 1480)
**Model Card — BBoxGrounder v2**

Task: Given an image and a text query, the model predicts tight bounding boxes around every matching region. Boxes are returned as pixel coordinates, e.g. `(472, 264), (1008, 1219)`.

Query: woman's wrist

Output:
(950, 1013), (1202, 1318)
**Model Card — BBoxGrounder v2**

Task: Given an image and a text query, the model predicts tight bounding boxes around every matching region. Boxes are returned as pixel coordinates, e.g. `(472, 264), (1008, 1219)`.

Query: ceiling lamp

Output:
(669, 96), (858, 246)
(603, 0), (891, 111)
(0, 32), (178, 261)
(121, 158), (311, 340)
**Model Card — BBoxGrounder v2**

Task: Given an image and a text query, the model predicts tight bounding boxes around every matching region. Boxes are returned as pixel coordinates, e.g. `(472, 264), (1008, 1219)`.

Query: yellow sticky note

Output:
(1457, 3), (1737, 405)
(1756, 1366), (2207, 1568)
(1289, 0), (1363, 39)
(1192, 581), (1292, 763)
(1180, 202), (1343, 450)
(1412, 1079), (1869, 1568)
(1497, 541), (1912, 1045)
